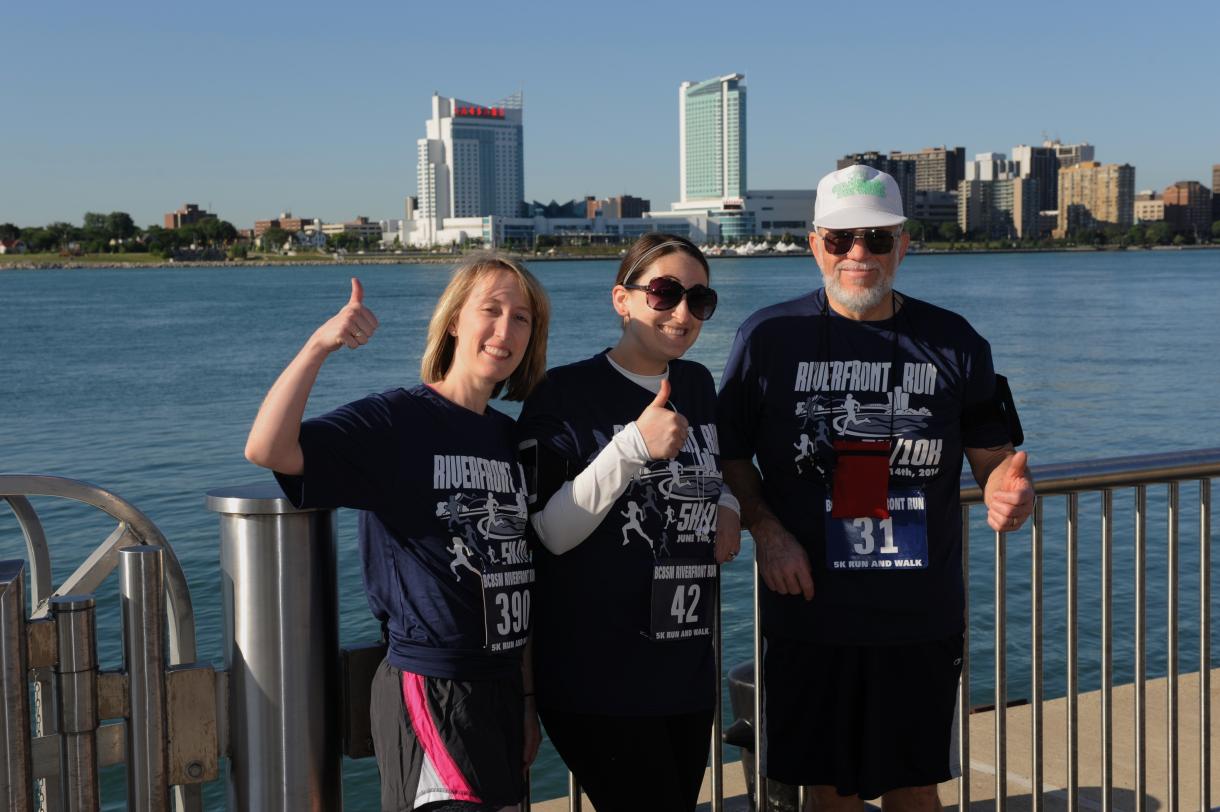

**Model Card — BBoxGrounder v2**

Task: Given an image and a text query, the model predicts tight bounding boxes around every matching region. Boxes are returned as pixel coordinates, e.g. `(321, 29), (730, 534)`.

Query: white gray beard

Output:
(823, 271), (893, 316)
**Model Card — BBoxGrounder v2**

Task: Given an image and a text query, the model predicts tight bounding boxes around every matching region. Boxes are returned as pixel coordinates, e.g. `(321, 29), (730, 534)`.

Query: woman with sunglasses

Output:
(517, 233), (741, 812)
(244, 256), (549, 811)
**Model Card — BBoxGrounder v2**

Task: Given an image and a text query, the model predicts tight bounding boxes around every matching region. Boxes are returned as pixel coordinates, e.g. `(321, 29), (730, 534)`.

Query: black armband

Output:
(961, 373), (1024, 447)
(518, 438), (579, 508)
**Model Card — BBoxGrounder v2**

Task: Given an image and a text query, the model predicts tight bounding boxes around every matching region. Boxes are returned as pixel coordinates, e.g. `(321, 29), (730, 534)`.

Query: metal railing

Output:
(3, 449), (1217, 810)
(744, 448), (1219, 811)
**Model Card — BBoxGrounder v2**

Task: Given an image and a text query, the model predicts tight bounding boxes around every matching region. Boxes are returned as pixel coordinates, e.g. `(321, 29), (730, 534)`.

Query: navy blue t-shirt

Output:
(717, 290), (1010, 645)
(275, 384), (533, 680)
(516, 353), (720, 715)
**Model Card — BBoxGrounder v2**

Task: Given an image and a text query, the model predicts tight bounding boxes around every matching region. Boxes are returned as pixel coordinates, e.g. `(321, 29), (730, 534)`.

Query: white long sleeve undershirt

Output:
(529, 357), (739, 555)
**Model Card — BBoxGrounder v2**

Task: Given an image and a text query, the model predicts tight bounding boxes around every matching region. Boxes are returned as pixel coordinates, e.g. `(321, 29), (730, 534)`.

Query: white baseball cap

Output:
(813, 164), (906, 229)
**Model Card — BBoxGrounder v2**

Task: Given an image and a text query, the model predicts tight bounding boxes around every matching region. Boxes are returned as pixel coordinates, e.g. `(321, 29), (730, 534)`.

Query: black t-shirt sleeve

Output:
(274, 393), (401, 511)
(960, 336), (1011, 450)
(516, 375), (583, 463)
(717, 324), (761, 461)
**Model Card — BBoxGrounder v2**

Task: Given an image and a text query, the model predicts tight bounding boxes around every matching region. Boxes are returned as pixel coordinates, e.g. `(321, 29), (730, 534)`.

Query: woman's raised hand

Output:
(635, 379), (689, 460)
(311, 277), (380, 353)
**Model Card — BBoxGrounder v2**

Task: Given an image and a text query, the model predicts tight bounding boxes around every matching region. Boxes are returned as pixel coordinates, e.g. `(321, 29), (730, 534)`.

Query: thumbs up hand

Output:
(635, 379), (689, 460)
(311, 277), (380, 353)
(986, 450), (1035, 533)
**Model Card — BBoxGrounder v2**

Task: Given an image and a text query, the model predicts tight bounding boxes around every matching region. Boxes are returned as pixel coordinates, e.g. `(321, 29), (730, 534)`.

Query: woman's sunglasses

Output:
(820, 228), (899, 256)
(622, 276), (718, 321)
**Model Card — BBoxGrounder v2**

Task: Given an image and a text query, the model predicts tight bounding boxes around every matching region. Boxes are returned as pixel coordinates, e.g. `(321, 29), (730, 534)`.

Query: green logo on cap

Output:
(832, 178), (886, 199)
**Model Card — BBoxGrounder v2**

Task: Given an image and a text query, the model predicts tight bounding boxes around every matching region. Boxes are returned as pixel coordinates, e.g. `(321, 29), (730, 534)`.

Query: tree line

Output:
(1, 212), (238, 256)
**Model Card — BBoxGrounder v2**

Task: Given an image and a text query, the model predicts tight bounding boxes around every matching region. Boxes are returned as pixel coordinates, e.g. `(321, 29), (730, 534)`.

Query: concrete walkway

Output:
(533, 668), (1218, 811)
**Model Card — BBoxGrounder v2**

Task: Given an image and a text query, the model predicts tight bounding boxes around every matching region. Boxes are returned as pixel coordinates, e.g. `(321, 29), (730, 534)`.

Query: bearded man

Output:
(717, 164), (1035, 811)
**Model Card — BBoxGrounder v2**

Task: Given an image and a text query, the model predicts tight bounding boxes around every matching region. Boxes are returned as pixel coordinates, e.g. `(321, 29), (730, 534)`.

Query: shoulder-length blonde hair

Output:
(420, 253), (550, 401)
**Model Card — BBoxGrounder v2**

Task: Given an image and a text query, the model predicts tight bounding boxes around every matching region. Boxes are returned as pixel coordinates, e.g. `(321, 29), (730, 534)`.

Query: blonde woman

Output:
(246, 255), (549, 812)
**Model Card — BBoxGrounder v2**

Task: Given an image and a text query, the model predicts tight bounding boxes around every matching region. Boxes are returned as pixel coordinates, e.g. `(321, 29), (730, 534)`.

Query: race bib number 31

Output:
(649, 559), (717, 641)
(824, 488), (929, 571)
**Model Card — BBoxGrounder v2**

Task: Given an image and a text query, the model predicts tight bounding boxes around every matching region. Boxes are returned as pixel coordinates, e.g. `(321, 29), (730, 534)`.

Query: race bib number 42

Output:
(649, 559), (717, 641)
(824, 488), (929, 571)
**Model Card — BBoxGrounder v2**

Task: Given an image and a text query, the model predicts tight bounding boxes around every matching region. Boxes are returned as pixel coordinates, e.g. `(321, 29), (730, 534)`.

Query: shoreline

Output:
(1, 243), (1215, 271)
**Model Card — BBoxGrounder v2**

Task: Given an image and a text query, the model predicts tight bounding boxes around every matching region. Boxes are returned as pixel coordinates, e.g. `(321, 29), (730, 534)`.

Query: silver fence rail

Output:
(2, 449), (1217, 810)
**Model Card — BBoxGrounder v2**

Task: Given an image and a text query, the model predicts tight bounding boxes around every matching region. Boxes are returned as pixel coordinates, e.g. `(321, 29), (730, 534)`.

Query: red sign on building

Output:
(455, 106), (505, 118)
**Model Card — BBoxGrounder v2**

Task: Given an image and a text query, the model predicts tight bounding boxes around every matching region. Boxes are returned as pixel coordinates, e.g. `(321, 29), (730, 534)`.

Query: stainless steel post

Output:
(958, 507), (970, 812)
(1134, 485), (1147, 812)
(1101, 489), (1113, 812)
(567, 773), (582, 812)
(1066, 493), (1079, 812)
(207, 484), (341, 812)
(51, 595), (99, 812)
(994, 526), (1006, 812)
(1200, 478), (1211, 812)
(0, 561), (34, 812)
(1166, 481), (1179, 812)
(121, 545), (169, 811)
(1030, 497), (1043, 811)
(752, 554), (766, 812)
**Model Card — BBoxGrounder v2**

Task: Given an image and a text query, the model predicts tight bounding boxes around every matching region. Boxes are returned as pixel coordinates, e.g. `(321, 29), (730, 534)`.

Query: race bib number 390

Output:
(649, 559), (716, 641)
(481, 561), (534, 652)
(824, 488), (929, 571)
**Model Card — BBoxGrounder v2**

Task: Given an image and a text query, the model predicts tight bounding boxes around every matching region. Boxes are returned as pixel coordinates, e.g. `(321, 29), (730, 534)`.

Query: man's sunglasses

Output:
(622, 276), (718, 321)
(820, 228), (899, 256)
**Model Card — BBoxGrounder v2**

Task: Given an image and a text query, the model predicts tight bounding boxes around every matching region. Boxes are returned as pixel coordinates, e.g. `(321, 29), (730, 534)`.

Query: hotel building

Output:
(413, 92), (525, 245)
(678, 74), (747, 206)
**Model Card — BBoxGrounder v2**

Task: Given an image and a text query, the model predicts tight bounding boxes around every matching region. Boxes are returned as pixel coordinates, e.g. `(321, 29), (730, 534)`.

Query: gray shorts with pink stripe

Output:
(370, 660), (525, 811)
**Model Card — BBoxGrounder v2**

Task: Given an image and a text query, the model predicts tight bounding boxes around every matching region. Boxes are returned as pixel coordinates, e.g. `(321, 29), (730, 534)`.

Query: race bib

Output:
(824, 488), (928, 571)
(648, 558), (717, 641)
(480, 554), (534, 652)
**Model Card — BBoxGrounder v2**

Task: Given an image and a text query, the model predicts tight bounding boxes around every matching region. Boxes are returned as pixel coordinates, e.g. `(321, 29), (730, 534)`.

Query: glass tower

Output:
(679, 74), (746, 204)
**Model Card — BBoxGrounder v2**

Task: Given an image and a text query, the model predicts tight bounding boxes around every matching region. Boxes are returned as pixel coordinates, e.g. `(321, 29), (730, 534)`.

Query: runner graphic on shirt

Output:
(620, 501), (654, 551)
(447, 537), (481, 581)
(794, 433), (817, 475)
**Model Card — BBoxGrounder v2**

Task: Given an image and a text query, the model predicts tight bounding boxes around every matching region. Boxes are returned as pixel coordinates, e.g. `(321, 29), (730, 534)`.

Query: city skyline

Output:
(2, 0), (1217, 228)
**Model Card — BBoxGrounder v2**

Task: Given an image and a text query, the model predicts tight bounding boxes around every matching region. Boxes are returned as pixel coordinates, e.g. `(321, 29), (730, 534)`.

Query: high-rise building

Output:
(1012, 144), (1060, 211)
(1054, 162), (1134, 238)
(1045, 139), (1094, 170)
(837, 152), (916, 216)
(416, 92), (524, 243)
(1212, 165), (1220, 223)
(679, 74), (747, 205)
(964, 153), (1018, 182)
(958, 177), (1038, 239)
(1162, 181), (1211, 236)
(888, 146), (966, 193)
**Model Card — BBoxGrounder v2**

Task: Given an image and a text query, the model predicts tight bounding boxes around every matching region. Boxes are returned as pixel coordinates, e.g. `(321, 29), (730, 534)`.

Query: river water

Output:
(2, 249), (1218, 807)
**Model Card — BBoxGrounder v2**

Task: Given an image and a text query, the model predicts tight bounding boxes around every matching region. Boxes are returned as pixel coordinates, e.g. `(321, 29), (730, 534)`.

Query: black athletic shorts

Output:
(762, 634), (963, 800)
(370, 659), (524, 811)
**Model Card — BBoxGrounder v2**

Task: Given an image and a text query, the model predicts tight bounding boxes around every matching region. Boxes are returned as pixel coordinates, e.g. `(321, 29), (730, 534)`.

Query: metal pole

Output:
(0, 561), (34, 812)
(1031, 497), (1043, 812)
(711, 569), (723, 812)
(753, 553), (766, 812)
(1167, 481), (1179, 812)
(1101, 489), (1113, 812)
(567, 773), (582, 812)
(1066, 493), (1079, 812)
(121, 546), (169, 811)
(207, 484), (341, 811)
(994, 526), (1006, 812)
(51, 595), (99, 812)
(1134, 485), (1147, 812)
(1200, 478), (1211, 812)
(959, 507), (970, 812)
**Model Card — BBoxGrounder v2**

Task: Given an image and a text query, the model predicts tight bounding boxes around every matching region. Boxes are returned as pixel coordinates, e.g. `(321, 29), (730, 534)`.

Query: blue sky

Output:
(3, 0), (1216, 229)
